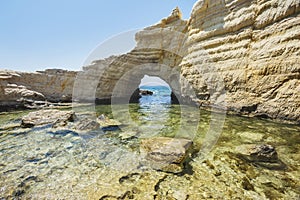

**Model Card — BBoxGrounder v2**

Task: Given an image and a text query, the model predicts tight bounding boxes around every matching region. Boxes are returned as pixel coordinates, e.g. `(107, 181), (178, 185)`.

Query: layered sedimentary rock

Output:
(74, 1), (300, 122)
(0, 69), (76, 108)
(1, 1), (299, 122)
(73, 7), (188, 103)
(180, 0), (300, 121)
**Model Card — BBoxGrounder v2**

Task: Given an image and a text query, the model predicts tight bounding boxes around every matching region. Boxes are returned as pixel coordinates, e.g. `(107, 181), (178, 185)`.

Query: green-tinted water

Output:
(0, 104), (299, 199)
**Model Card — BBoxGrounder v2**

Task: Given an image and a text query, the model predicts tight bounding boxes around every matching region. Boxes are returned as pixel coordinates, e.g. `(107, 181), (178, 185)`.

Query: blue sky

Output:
(0, 0), (196, 72)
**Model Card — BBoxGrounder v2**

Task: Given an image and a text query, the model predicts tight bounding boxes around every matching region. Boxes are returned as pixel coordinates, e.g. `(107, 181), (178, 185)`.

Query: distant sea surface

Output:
(139, 85), (171, 105)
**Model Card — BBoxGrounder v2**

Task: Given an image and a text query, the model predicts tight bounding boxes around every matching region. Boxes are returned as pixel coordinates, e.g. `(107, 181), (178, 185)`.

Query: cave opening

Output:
(129, 75), (179, 104)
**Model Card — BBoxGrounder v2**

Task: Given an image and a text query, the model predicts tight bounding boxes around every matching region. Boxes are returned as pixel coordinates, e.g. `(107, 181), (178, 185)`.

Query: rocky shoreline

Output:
(0, 106), (299, 199)
(1, 0), (300, 123)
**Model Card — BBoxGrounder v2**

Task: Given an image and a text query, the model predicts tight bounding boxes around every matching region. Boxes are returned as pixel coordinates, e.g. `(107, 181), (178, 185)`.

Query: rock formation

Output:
(21, 109), (75, 128)
(73, 0), (300, 122)
(0, 69), (76, 109)
(1, 0), (299, 122)
(181, 0), (300, 122)
(140, 137), (193, 173)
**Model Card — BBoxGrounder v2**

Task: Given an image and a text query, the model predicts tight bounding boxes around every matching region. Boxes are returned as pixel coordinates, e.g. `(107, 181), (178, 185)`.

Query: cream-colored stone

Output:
(1, 2), (299, 123)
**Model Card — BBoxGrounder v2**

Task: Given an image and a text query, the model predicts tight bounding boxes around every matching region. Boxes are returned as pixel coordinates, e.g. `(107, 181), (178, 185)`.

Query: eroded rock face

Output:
(1, 1), (299, 123)
(181, 0), (300, 122)
(21, 109), (76, 128)
(140, 137), (193, 173)
(75, 1), (299, 122)
(73, 8), (187, 104)
(0, 69), (76, 109)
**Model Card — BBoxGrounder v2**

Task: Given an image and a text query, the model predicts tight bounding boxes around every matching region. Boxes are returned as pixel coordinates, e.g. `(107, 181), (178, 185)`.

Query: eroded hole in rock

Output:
(129, 75), (180, 105)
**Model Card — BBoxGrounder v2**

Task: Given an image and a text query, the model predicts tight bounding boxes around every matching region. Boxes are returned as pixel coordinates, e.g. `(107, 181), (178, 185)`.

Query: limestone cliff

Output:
(181, 0), (300, 121)
(1, 1), (299, 122)
(0, 69), (76, 109)
(76, 1), (300, 122)
(73, 7), (188, 103)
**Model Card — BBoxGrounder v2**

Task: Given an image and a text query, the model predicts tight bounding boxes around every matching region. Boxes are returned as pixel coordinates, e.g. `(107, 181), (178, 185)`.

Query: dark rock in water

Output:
(235, 144), (288, 170)
(47, 130), (79, 137)
(129, 88), (141, 103)
(75, 118), (100, 131)
(236, 144), (278, 163)
(101, 126), (120, 132)
(249, 144), (278, 162)
(140, 89), (153, 96)
(171, 92), (180, 104)
(140, 137), (193, 173)
(21, 109), (75, 128)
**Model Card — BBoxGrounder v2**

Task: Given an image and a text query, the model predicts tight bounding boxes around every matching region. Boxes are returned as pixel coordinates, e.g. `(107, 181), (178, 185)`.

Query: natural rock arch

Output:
(73, 8), (190, 105)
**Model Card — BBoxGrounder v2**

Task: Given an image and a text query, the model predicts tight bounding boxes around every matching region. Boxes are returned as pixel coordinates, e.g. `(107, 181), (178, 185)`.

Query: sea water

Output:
(0, 86), (299, 199)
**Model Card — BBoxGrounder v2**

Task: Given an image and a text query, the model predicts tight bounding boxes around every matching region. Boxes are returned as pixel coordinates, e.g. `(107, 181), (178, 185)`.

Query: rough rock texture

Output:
(181, 0), (300, 121)
(73, 7), (188, 104)
(140, 137), (193, 173)
(74, 117), (100, 131)
(236, 144), (278, 162)
(73, 2), (300, 122)
(0, 69), (76, 108)
(21, 109), (75, 128)
(1, 2), (299, 122)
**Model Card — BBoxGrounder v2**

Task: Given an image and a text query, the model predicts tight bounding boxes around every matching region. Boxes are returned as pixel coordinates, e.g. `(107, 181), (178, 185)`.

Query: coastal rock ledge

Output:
(1, 0), (299, 123)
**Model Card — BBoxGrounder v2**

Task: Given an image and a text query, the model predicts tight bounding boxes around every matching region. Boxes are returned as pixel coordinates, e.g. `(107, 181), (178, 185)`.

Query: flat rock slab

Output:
(140, 137), (192, 173)
(98, 114), (122, 128)
(21, 109), (75, 128)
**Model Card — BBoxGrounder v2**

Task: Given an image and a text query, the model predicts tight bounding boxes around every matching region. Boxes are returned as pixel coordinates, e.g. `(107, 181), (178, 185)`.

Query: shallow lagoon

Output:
(0, 90), (299, 199)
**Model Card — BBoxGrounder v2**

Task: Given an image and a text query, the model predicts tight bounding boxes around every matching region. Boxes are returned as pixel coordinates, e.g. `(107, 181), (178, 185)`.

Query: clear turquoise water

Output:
(0, 87), (299, 199)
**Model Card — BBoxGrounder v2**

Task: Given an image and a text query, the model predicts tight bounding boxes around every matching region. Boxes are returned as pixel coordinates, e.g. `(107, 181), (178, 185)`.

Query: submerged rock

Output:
(47, 130), (79, 137)
(98, 114), (122, 130)
(21, 109), (75, 128)
(74, 117), (100, 131)
(140, 137), (192, 173)
(236, 144), (278, 163)
(235, 144), (287, 170)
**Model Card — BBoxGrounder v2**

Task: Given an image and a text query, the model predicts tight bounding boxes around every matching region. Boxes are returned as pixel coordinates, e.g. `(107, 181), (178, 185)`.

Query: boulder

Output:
(21, 109), (75, 128)
(235, 144), (278, 163)
(140, 137), (192, 173)
(140, 90), (153, 96)
(98, 114), (122, 130)
(235, 144), (288, 170)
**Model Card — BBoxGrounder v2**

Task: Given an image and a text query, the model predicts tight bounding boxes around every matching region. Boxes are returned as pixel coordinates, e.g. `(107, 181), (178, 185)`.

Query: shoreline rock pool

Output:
(0, 104), (299, 199)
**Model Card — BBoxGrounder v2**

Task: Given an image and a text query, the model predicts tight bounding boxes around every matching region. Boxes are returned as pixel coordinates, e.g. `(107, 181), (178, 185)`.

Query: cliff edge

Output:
(0, 0), (299, 123)
(181, 0), (300, 121)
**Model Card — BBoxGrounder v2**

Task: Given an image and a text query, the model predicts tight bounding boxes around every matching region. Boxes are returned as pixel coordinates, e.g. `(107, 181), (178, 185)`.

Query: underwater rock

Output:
(98, 114), (122, 130)
(47, 130), (79, 137)
(21, 109), (75, 128)
(236, 144), (278, 162)
(75, 117), (100, 131)
(236, 131), (264, 143)
(140, 137), (192, 173)
(140, 90), (153, 96)
(119, 131), (138, 140)
(235, 144), (288, 170)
